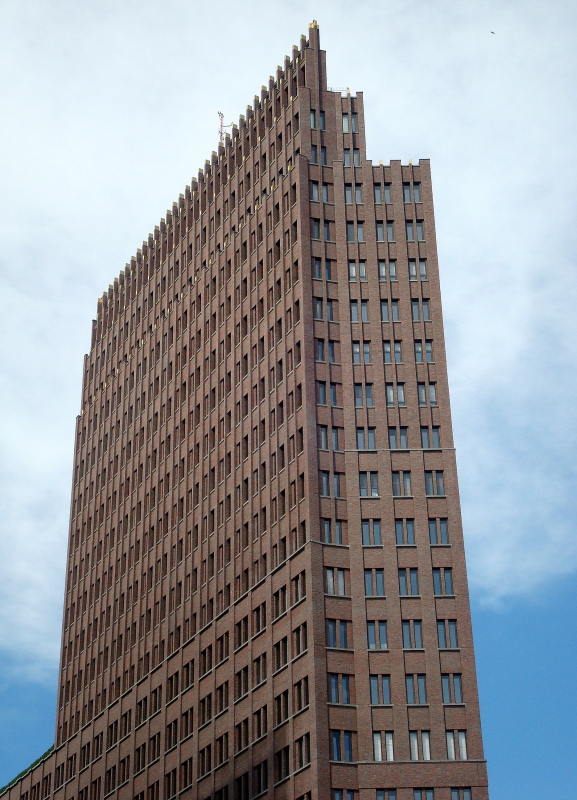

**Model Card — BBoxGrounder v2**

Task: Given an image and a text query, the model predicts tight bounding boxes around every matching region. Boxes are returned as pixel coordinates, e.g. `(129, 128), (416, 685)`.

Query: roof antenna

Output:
(218, 111), (233, 144)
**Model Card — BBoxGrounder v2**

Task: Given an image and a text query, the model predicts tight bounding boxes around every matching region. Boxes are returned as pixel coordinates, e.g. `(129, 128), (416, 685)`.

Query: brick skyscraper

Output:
(1, 22), (489, 800)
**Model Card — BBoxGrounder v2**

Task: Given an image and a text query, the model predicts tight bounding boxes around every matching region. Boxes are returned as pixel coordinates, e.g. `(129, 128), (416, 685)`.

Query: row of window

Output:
(312, 182), (422, 206)
(329, 727), (468, 762)
(324, 566), (453, 597)
(327, 618), (459, 650)
(321, 517), (449, 546)
(315, 338), (434, 364)
(313, 257), (428, 282)
(317, 381), (438, 407)
(312, 220), (425, 243)
(319, 470), (446, 498)
(337, 789), (472, 800)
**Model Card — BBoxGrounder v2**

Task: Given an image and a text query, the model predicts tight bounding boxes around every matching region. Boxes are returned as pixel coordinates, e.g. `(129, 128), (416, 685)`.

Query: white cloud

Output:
(1, 0), (576, 677)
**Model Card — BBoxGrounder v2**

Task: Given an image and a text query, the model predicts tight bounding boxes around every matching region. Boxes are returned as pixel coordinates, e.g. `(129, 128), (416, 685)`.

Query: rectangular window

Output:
(328, 341), (336, 363)
(359, 260), (367, 281)
(384, 184), (391, 203)
(367, 620), (387, 650)
(381, 300), (389, 322)
(402, 619), (423, 649)
(342, 114), (349, 133)
(313, 257), (322, 279)
(345, 184), (353, 204)
(394, 341), (402, 363)
(374, 184), (382, 203)
(357, 222), (365, 242)
(320, 471), (330, 496)
(386, 222), (394, 241)
(353, 149), (360, 166)
(317, 380), (326, 405)
(415, 341), (423, 363)
(343, 149), (351, 167)
(310, 110), (316, 129)
(376, 221), (384, 241)
(361, 519), (381, 546)
(321, 147), (327, 165)
(348, 260), (356, 280)
(425, 340), (434, 362)
(316, 338), (325, 361)
(398, 568), (419, 596)
(420, 259), (427, 279)
(403, 183), (411, 203)
(423, 299), (430, 320)
(425, 470), (445, 496)
(429, 518), (449, 545)
(395, 518), (415, 545)
(311, 181), (319, 202)
(355, 184), (363, 203)
(406, 221), (414, 241)
(320, 110), (325, 130)
(414, 183), (421, 202)
(378, 260), (387, 281)
(392, 471), (411, 496)
(330, 382), (338, 406)
(311, 145), (318, 164)
(416, 221), (424, 241)
(323, 183), (329, 202)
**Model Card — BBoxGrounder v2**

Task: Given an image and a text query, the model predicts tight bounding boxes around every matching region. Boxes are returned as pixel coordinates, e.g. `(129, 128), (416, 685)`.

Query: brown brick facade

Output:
(1, 22), (488, 800)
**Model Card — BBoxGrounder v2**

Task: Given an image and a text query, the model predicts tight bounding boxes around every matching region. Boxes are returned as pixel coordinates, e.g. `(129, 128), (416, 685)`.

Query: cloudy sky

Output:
(1, 0), (576, 795)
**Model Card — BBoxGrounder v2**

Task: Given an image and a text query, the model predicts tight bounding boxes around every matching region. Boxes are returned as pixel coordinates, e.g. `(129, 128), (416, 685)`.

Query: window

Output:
(386, 383), (405, 407)
(370, 674), (391, 705)
(275, 745), (290, 781)
(446, 730), (468, 760)
(235, 667), (249, 699)
(373, 731), (394, 762)
(320, 110), (326, 130)
(374, 184), (382, 203)
(311, 181), (319, 202)
(383, 340), (391, 363)
(313, 257), (322, 279)
(312, 219), (320, 239)
(343, 149), (351, 167)
(381, 300), (389, 322)
(437, 619), (459, 649)
(409, 731), (430, 761)
(352, 341), (361, 364)
(354, 383), (373, 407)
(314, 298), (323, 319)
(274, 690), (289, 726)
(323, 183), (329, 202)
(355, 184), (363, 203)
(357, 222), (365, 242)
(350, 300), (359, 322)
(421, 426), (441, 449)
(417, 382), (437, 407)
(330, 730), (354, 761)
(320, 471), (330, 496)
(348, 260), (356, 280)
(442, 673), (463, 704)
(394, 341), (402, 363)
(402, 619), (423, 649)
(330, 382), (338, 406)
(321, 147), (327, 165)
(295, 733), (311, 769)
(398, 568), (419, 596)
(328, 340), (336, 363)
(327, 298), (335, 320)
(311, 145), (318, 164)
(413, 183), (421, 202)
(429, 518), (449, 544)
(342, 114), (349, 133)
(384, 184), (391, 202)
(327, 619), (349, 649)
(425, 471), (445, 496)
(329, 674), (352, 704)
(310, 110), (316, 129)
(317, 381), (326, 405)
(425, 340), (434, 362)
(365, 569), (385, 596)
(388, 427), (407, 449)
(319, 425), (328, 450)
(406, 221), (414, 241)
(273, 637), (288, 671)
(392, 471), (411, 497)
(322, 519), (343, 544)
(378, 260), (387, 281)
(376, 221), (384, 241)
(324, 220), (331, 241)
(403, 184), (411, 203)
(359, 260), (367, 281)
(416, 221), (424, 241)
(360, 299), (369, 321)
(353, 149), (360, 166)
(406, 674), (427, 704)
(361, 518), (381, 546)
(386, 222), (394, 241)
(326, 568), (346, 596)
(451, 791), (471, 800)
(359, 472), (379, 497)
(433, 567), (454, 596)
(316, 338), (325, 361)
(419, 259), (427, 279)
(390, 300), (399, 321)
(294, 676), (309, 710)
(415, 341), (423, 363)
(395, 518), (415, 545)
(363, 341), (371, 362)
(366, 620), (387, 650)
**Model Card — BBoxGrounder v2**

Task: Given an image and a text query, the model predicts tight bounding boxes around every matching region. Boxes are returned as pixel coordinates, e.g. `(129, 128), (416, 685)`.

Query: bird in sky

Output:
(491, 31), (495, 34)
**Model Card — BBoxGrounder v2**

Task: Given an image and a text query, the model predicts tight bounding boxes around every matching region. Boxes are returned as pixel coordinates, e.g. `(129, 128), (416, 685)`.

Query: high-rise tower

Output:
(1, 23), (489, 800)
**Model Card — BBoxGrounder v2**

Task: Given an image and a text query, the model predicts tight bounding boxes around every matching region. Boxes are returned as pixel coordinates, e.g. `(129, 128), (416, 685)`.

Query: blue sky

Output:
(1, 0), (576, 795)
